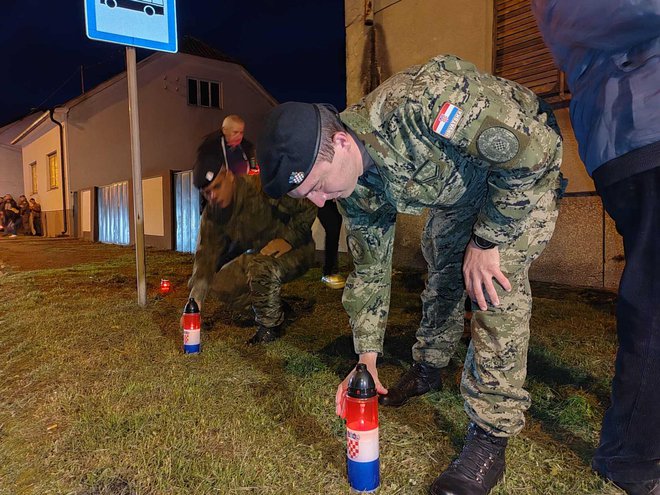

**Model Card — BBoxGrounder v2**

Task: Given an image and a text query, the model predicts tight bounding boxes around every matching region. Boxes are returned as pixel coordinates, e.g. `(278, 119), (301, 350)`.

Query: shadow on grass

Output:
(230, 343), (347, 474)
(531, 281), (617, 315)
(527, 344), (611, 405)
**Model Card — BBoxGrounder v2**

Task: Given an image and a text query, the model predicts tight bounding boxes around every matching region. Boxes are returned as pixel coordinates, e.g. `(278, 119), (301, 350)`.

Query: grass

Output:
(0, 238), (623, 494)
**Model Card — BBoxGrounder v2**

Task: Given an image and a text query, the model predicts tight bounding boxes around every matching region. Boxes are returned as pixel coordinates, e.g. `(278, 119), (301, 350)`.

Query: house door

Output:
(173, 170), (201, 253)
(98, 181), (130, 245)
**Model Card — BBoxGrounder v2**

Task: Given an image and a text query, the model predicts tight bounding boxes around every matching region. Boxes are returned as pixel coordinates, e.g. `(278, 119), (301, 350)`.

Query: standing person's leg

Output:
(246, 242), (315, 344)
(462, 187), (559, 435)
(318, 201), (342, 275)
(430, 186), (559, 495)
(380, 197), (482, 407)
(318, 201), (345, 289)
(592, 166), (660, 488)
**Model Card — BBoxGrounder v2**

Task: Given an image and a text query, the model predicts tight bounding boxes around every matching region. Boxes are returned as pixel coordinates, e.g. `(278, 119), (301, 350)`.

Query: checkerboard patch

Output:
(432, 102), (463, 139)
(346, 427), (379, 463)
(347, 437), (359, 459)
(288, 171), (306, 185)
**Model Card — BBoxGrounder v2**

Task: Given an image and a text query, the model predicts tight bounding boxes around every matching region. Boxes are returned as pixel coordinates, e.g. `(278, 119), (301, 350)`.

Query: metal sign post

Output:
(126, 46), (147, 307)
(85, 0), (177, 306)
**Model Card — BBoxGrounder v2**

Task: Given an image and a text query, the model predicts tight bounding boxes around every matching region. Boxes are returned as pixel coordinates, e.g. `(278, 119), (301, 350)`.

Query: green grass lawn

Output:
(0, 239), (622, 494)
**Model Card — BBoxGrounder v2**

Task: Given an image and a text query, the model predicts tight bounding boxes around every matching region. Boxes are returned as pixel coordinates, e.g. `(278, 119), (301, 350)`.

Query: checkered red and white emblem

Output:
(347, 437), (359, 459)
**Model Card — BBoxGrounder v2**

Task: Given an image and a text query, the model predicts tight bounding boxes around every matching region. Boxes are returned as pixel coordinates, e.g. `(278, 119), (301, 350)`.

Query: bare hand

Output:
(260, 238), (292, 258)
(335, 352), (388, 418)
(463, 241), (511, 311)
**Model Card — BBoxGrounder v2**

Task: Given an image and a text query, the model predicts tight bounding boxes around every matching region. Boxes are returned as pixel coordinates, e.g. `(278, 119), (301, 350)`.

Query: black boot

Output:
(246, 324), (282, 345)
(429, 422), (508, 495)
(379, 362), (442, 407)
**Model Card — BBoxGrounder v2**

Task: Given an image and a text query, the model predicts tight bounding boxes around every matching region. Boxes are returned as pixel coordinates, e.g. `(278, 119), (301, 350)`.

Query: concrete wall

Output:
(344, 0), (623, 289)
(345, 0), (493, 105)
(0, 144), (23, 197)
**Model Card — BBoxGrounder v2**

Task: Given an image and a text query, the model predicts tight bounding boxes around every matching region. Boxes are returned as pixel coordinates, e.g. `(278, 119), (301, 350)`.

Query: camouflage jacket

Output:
(338, 54), (563, 355)
(188, 174), (317, 305)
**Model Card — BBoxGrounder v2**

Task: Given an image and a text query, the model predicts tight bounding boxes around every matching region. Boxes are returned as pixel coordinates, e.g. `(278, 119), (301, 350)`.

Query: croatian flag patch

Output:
(432, 102), (463, 139)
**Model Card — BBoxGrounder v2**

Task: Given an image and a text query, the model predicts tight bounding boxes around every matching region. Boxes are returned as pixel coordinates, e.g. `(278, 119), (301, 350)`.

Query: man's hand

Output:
(260, 238), (292, 258)
(335, 352), (388, 418)
(463, 241), (511, 311)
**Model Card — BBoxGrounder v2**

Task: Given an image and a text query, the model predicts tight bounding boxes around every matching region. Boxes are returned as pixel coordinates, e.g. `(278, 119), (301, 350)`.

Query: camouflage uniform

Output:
(188, 175), (316, 328)
(338, 55), (564, 437)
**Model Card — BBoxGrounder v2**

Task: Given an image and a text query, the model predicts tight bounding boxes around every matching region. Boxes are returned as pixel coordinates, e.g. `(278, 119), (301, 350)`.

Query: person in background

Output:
(18, 195), (30, 235)
(256, 53), (564, 495)
(2, 194), (20, 238)
(196, 114), (257, 179)
(187, 134), (316, 345)
(317, 201), (345, 289)
(533, 2), (660, 494)
(29, 198), (42, 236)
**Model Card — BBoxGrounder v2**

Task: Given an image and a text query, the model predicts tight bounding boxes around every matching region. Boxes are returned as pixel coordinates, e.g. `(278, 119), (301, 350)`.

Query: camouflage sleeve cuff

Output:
(472, 220), (514, 246)
(352, 336), (383, 356)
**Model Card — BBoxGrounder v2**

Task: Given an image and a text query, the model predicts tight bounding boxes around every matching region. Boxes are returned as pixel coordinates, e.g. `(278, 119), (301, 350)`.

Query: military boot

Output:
(246, 324), (282, 345)
(379, 362), (442, 407)
(429, 422), (508, 495)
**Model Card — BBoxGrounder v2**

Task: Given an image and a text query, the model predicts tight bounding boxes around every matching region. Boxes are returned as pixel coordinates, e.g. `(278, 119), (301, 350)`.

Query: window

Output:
(493, 0), (569, 103)
(48, 152), (58, 189)
(30, 162), (37, 194)
(187, 78), (222, 108)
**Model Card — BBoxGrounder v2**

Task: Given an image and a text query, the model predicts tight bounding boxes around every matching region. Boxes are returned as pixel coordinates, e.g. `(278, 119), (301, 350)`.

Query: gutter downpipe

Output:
(49, 109), (68, 236)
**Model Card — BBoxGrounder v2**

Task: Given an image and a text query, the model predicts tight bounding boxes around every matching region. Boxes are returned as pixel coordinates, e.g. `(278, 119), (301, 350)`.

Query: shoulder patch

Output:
(432, 102), (463, 139)
(476, 127), (520, 163)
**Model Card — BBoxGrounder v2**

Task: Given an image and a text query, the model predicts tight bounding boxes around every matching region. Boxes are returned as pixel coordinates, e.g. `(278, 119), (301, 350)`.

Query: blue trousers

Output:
(592, 165), (660, 483)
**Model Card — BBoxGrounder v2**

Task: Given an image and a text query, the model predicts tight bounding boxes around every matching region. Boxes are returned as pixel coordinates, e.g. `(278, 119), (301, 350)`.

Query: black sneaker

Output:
(429, 422), (508, 495)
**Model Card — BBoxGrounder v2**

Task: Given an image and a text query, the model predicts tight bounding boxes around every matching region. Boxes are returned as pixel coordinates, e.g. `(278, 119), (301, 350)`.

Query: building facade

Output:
(344, 0), (623, 289)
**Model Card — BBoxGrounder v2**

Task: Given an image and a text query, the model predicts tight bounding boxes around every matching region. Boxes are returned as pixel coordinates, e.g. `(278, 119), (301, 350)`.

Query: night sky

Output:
(0, 0), (346, 127)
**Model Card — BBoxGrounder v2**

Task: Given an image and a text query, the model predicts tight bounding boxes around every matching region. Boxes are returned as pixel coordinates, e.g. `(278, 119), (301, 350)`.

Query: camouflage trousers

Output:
(208, 242), (315, 328)
(413, 184), (560, 437)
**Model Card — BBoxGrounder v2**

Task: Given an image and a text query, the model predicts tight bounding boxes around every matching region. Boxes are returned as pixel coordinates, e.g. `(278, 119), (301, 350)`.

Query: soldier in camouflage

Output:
(257, 54), (564, 494)
(189, 141), (316, 345)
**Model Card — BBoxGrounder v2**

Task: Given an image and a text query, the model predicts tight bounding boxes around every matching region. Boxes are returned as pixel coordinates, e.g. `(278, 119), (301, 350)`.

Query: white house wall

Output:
(142, 176), (164, 236)
(0, 144), (23, 197)
(66, 53), (276, 194)
(20, 126), (65, 236)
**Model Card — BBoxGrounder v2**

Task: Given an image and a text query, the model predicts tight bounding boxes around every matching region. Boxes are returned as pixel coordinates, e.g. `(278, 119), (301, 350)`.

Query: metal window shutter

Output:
(494, 0), (568, 100)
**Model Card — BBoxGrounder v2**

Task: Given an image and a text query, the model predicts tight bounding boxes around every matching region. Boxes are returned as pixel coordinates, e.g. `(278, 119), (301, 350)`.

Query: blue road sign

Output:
(84, 0), (177, 53)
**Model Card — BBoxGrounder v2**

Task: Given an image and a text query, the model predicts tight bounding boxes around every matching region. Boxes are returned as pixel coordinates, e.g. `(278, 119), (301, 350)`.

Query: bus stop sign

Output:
(84, 0), (177, 53)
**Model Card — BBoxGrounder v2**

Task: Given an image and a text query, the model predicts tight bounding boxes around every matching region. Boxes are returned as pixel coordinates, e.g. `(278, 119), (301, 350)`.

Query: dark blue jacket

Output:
(532, 0), (660, 176)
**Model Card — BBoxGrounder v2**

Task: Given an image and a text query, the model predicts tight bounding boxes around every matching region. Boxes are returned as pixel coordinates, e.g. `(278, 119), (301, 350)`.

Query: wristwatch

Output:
(472, 234), (497, 250)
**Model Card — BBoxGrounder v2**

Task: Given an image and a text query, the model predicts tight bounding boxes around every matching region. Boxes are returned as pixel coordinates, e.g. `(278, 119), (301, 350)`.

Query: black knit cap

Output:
(192, 132), (224, 190)
(257, 102), (322, 198)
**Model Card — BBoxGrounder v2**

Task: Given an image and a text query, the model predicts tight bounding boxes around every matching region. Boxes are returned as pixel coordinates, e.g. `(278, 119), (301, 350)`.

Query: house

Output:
(0, 113), (37, 198)
(10, 37), (277, 250)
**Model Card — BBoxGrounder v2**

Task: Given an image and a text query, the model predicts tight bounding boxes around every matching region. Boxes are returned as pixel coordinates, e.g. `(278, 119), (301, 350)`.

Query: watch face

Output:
(473, 235), (496, 249)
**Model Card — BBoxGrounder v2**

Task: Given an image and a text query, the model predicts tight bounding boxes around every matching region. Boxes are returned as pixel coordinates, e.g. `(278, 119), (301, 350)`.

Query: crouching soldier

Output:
(188, 153), (316, 344)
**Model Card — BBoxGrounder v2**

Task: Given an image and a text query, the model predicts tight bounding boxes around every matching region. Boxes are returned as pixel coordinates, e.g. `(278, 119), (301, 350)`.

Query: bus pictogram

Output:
(100, 0), (164, 16)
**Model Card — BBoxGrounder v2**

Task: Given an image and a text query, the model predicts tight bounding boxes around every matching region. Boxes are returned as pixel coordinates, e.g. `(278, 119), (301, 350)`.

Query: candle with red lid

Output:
(160, 279), (171, 295)
(182, 297), (201, 354)
(345, 363), (380, 493)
